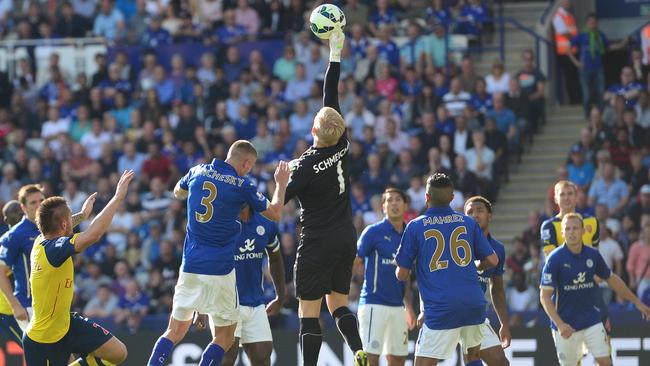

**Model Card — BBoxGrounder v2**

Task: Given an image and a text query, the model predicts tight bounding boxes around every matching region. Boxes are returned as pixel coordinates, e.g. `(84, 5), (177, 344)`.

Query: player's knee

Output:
(249, 351), (271, 366)
(220, 348), (238, 366)
(106, 338), (128, 364)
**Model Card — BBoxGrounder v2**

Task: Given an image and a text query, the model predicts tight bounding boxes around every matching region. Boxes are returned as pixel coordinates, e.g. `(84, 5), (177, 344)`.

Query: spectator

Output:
(588, 162), (629, 216)
(194, 0), (223, 28)
(486, 60), (510, 95)
(521, 210), (541, 247)
(304, 44), (326, 83)
(344, 0), (369, 29)
(115, 279), (150, 333)
(93, 0), (125, 41)
(375, 63), (398, 101)
(426, 0), (451, 27)
(515, 49), (546, 133)
(567, 144), (596, 189)
(345, 96), (375, 140)
(261, 0), (287, 34)
(285, 64), (312, 103)
(628, 185), (650, 227)
(604, 66), (642, 107)
(288, 100), (311, 140)
(569, 13), (626, 117)
(627, 224), (650, 297)
(407, 174), (426, 213)
(369, 0), (397, 36)
(486, 93), (519, 153)
(442, 77), (471, 118)
(234, 0), (260, 36)
(451, 154), (478, 198)
(375, 25), (400, 68)
(214, 9), (247, 45)
(273, 46), (297, 82)
(506, 272), (538, 317)
(83, 284), (119, 319)
(0, 163), (20, 203)
(76, 261), (112, 304)
(400, 22), (426, 73)
(465, 129), (496, 182)
(457, 0), (487, 38)
(360, 152), (390, 197)
(598, 225), (624, 304)
(142, 142), (172, 185)
(609, 127), (635, 172)
(459, 57), (479, 94)
(635, 90), (650, 128)
(141, 15), (172, 47)
(384, 118), (409, 155)
(56, 1), (88, 38)
(80, 119), (112, 160)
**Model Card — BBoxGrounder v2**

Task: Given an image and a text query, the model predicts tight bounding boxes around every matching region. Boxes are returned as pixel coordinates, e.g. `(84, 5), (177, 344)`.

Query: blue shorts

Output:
(23, 312), (113, 366)
(0, 313), (22, 344)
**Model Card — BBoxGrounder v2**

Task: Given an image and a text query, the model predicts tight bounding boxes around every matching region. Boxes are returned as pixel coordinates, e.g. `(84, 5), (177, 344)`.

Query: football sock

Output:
(466, 360), (484, 366)
(198, 343), (225, 366)
(332, 306), (363, 353)
(147, 336), (174, 366)
(300, 317), (322, 366)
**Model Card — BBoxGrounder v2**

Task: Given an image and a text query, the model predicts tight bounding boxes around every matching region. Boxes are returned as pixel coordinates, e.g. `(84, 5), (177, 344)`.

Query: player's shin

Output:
(300, 317), (322, 366)
(147, 336), (174, 366)
(332, 306), (363, 353)
(198, 343), (226, 366)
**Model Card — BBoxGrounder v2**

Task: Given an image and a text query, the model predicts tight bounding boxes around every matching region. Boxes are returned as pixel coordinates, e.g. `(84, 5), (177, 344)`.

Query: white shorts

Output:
(415, 323), (484, 360)
(552, 322), (610, 366)
(358, 304), (408, 356)
(234, 305), (273, 344)
(478, 319), (501, 351)
(17, 307), (33, 331)
(171, 270), (239, 327)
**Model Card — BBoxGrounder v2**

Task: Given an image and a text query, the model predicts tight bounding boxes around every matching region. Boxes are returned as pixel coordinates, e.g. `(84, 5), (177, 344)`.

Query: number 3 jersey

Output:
(285, 136), (352, 233)
(395, 206), (494, 330)
(179, 159), (270, 276)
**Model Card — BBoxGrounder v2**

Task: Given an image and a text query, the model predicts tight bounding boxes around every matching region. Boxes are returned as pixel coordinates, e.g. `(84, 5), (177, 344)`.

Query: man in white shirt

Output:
(442, 77), (471, 117)
(453, 115), (471, 156)
(344, 97), (375, 140)
(598, 223), (624, 305)
(80, 120), (112, 160)
(464, 130), (495, 181)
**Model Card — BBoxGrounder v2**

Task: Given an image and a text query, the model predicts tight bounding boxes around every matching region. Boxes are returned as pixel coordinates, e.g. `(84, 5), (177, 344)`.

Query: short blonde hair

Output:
(561, 212), (584, 228)
(554, 180), (577, 196)
(313, 107), (345, 146)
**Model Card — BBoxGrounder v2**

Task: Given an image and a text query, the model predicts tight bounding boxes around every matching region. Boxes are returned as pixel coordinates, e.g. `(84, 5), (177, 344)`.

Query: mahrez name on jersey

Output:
(423, 213), (465, 226)
(312, 145), (349, 174)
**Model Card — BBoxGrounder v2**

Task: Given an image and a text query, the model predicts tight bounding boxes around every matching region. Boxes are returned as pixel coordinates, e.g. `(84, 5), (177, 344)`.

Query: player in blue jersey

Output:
(540, 213), (650, 366)
(395, 173), (497, 366)
(220, 203), (285, 366)
(0, 200), (24, 345)
(464, 196), (510, 366)
(147, 140), (290, 366)
(356, 188), (416, 366)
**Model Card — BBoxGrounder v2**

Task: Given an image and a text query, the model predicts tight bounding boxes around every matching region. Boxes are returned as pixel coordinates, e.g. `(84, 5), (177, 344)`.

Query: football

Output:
(309, 4), (346, 39)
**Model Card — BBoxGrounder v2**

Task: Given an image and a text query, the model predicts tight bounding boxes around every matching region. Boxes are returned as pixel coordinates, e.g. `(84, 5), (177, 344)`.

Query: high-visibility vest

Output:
(642, 24), (650, 65)
(554, 9), (577, 55)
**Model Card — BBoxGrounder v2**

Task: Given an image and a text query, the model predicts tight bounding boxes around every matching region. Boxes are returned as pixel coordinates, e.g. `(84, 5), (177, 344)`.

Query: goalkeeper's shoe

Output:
(354, 350), (369, 366)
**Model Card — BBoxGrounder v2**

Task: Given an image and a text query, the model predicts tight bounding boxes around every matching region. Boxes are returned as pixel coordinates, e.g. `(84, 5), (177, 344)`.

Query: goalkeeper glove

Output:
(328, 29), (345, 62)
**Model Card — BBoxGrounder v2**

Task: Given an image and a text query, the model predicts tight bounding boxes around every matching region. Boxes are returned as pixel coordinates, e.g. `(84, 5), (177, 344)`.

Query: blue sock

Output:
(198, 343), (225, 366)
(148, 337), (174, 366)
(465, 360), (483, 366)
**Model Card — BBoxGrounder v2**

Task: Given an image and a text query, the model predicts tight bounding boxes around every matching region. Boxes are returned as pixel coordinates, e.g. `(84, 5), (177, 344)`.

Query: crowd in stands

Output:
(0, 0), (554, 333)
(505, 8), (650, 324)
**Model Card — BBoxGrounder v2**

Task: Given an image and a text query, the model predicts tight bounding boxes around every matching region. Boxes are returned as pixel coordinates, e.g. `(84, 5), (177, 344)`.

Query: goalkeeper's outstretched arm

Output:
(323, 30), (344, 115)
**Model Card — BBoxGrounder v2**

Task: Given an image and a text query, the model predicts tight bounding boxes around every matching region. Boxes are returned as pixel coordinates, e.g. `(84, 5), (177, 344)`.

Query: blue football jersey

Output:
(357, 218), (405, 307)
(478, 235), (506, 293)
(0, 217), (40, 308)
(395, 206), (494, 330)
(234, 212), (280, 307)
(178, 159), (270, 275)
(540, 244), (611, 331)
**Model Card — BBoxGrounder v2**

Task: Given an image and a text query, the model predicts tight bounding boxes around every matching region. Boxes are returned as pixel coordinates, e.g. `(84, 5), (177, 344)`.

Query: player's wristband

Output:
(329, 52), (341, 62)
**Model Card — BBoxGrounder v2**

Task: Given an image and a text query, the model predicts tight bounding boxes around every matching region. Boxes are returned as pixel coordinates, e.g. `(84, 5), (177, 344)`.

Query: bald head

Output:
(3, 200), (24, 227)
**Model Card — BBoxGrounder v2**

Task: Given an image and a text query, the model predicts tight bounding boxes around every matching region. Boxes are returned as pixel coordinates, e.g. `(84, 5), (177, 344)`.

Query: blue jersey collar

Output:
(380, 218), (404, 235)
(424, 205), (454, 216)
(212, 159), (238, 175)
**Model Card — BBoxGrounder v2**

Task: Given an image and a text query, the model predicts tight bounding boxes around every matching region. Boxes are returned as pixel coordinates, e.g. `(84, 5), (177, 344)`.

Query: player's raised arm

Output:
(262, 161), (290, 221)
(74, 170), (135, 252)
(323, 30), (344, 114)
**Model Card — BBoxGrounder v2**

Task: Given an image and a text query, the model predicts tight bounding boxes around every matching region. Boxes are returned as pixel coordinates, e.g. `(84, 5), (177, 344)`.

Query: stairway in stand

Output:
(490, 106), (584, 246)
